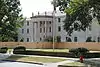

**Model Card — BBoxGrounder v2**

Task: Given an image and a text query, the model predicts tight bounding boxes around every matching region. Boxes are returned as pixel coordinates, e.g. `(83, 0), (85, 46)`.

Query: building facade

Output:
(18, 11), (100, 42)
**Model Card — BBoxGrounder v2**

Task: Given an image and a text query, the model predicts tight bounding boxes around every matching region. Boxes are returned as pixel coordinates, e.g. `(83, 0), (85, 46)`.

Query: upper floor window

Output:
(44, 27), (45, 33)
(89, 25), (91, 31)
(58, 26), (61, 32)
(27, 29), (29, 33)
(40, 37), (42, 41)
(22, 29), (24, 34)
(49, 27), (51, 32)
(58, 18), (61, 22)
(40, 28), (42, 33)
(49, 21), (51, 24)
(27, 21), (29, 26)
(74, 37), (77, 42)
(40, 21), (42, 26)
(27, 38), (29, 42)
(43, 21), (45, 25)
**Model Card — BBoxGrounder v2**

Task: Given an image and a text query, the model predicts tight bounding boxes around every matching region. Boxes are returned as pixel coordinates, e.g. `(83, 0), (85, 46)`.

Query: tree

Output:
(86, 37), (92, 42)
(66, 37), (72, 42)
(53, 0), (100, 35)
(0, 0), (24, 41)
(44, 36), (53, 42)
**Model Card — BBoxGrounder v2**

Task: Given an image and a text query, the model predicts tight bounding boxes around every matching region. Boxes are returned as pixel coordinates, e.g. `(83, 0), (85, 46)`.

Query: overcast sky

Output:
(20, 0), (53, 18)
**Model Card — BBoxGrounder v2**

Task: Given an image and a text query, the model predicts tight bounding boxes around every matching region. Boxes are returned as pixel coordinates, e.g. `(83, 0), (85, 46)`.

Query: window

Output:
(43, 35), (45, 39)
(27, 21), (29, 26)
(74, 37), (77, 42)
(27, 29), (29, 33)
(58, 18), (61, 22)
(27, 38), (29, 42)
(49, 27), (51, 32)
(40, 21), (42, 26)
(22, 29), (24, 34)
(57, 36), (61, 42)
(44, 27), (45, 33)
(98, 37), (100, 42)
(58, 26), (61, 32)
(43, 21), (45, 25)
(40, 28), (42, 33)
(40, 38), (42, 41)
(49, 21), (51, 24)
(89, 25), (91, 31)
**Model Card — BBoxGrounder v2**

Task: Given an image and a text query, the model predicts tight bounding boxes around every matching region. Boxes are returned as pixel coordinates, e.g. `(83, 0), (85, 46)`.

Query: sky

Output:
(20, 0), (53, 18)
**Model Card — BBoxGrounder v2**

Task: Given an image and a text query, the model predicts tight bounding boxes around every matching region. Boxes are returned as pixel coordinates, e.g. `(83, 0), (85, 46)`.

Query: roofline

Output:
(30, 15), (53, 18)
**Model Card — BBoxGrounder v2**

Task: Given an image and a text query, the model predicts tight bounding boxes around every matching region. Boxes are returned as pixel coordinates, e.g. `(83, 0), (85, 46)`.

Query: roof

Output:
(30, 15), (53, 18)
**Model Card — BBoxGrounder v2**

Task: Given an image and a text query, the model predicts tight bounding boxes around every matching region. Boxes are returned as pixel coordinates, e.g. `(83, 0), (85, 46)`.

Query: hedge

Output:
(13, 46), (26, 54)
(0, 47), (8, 53)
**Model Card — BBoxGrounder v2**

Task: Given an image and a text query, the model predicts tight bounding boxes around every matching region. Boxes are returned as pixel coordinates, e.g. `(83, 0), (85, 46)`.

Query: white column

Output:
(34, 22), (37, 42)
(45, 21), (47, 38)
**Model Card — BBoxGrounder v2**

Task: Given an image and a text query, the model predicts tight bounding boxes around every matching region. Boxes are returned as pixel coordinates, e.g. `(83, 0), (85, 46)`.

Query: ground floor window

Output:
(27, 38), (29, 42)
(98, 37), (100, 42)
(57, 36), (61, 42)
(74, 37), (77, 42)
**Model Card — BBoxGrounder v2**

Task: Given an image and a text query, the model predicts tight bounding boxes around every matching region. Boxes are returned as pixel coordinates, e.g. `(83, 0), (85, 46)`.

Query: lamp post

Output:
(52, 0), (57, 51)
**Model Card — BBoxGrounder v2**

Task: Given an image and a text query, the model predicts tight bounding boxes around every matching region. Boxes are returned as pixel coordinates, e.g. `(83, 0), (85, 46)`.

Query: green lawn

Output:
(26, 49), (69, 52)
(6, 55), (67, 63)
(63, 62), (85, 66)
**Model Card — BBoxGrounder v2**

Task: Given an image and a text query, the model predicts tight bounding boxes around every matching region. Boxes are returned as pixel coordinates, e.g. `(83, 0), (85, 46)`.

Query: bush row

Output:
(0, 47), (8, 53)
(12, 46), (100, 58)
(1, 46), (100, 58)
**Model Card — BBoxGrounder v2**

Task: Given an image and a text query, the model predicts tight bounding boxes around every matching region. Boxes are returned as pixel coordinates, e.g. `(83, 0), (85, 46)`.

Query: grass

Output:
(26, 49), (69, 52)
(6, 55), (67, 63)
(63, 62), (85, 66)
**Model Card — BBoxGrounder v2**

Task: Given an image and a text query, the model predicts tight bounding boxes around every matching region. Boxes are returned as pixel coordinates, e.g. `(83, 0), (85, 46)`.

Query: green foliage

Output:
(66, 37), (72, 42)
(13, 46), (26, 54)
(54, 0), (100, 35)
(44, 36), (54, 42)
(69, 47), (89, 57)
(0, 0), (24, 41)
(86, 37), (96, 42)
(56, 36), (61, 42)
(0, 47), (8, 53)
(44, 36), (61, 42)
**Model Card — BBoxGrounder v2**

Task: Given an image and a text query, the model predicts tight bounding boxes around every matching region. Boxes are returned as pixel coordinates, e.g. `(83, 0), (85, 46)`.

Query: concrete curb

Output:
(58, 65), (85, 67)
(1, 60), (43, 65)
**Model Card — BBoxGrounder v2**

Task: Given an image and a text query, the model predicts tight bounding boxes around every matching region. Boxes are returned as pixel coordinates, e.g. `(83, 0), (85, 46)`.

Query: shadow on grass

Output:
(5, 55), (27, 61)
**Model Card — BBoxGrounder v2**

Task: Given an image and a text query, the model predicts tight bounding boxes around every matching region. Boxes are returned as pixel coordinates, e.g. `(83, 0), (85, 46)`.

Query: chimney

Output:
(45, 11), (47, 16)
(32, 12), (34, 17)
(38, 12), (39, 15)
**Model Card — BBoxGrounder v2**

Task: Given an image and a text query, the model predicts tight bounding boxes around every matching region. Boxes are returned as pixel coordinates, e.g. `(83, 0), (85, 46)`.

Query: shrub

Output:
(0, 47), (8, 53)
(69, 48), (89, 57)
(13, 46), (26, 54)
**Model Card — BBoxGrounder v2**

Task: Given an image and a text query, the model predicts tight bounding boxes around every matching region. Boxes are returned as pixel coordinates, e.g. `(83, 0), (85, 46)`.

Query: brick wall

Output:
(0, 42), (100, 50)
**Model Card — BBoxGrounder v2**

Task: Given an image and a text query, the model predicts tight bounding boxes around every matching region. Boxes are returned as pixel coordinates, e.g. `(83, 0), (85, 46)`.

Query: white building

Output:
(18, 11), (100, 42)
